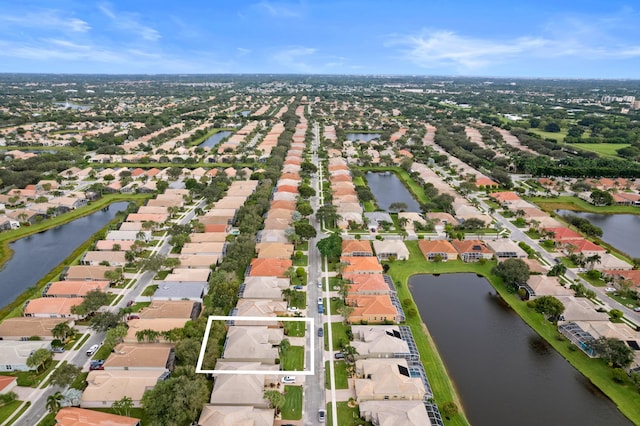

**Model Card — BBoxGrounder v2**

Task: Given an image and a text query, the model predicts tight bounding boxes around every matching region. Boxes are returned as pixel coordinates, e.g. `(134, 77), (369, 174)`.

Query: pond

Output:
(0, 202), (129, 310)
(199, 130), (233, 148)
(365, 171), (421, 212)
(556, 209), (640, 258)
(409, 273), (631, 426)
(346, 132), (381, 142)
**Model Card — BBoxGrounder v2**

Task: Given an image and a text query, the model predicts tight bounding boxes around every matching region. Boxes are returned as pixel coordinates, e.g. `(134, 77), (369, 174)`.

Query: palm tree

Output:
(46, 391), (64, 413)
(586, 254), (602, 270)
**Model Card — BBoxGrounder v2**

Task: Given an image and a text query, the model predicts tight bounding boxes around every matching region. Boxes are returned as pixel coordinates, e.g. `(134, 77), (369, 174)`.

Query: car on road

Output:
(334, 352), (345, 360)
(318, 409), (326, 422)
(318, 304), (324, 314)
(318, 297), (323, 305)
(317, 281), (322, 288)
(86, 344), (100, 356)
(281, 376), (296, 384)
(318, 327), (324, 337)
(633, 307), (640, 312)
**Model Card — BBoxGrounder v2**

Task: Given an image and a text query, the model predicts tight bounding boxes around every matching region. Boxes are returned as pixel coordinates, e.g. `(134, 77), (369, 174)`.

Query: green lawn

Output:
(572, 143), (629, 159)
(141, 285), (158, 296)
(0, 401), (22, 423)
(528, 195), (640, 215)
(327, 401), (373, 426)
(281, 385), (303, 420)
(325, 360), (349, 389)
(293, 254), (308, 266)
(529, 128), (568, 142)
(325, 321), (351, 351)
(284, 321), (306, 337)
(281, 345), (305, 371)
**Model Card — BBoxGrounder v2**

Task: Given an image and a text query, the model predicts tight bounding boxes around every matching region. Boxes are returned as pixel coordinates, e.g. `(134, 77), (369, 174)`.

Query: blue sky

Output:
(0, 0), (639, 78)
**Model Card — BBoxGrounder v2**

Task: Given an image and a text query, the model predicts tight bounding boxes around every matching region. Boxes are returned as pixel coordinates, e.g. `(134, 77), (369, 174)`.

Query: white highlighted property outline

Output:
(196, 315), (315, 375)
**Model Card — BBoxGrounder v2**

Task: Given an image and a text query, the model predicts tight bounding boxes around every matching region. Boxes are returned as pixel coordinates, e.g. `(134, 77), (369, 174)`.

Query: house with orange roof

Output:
(44, 280), (110, 298)
(23, 297), (84, 319)
(544, 227), (583, 242)
(248, 258), (292, 278)
(340, 256), (383, 275)
(342, 240), (373, 257)
(451, 239), (493, 262)
(348, 295), (398, 324)
(103, 343), (175, 371)
(191, 231), (228, 242)
(601, 269), (640, 289)
(276, 185), (298, 194)
(0, 317), (69, 341)
(418, 240), (458, 261)
(475, 177), (498, 188)
(55, 407), (140, 426)
(255, 242), (294, 259)
(563, 239), (606, 257)
(345, 274), (389, 299)
(0, 376), (17, 395)
(95, 240), (135, 251)
(81, 251), (127, 266)
(203, 223), (231, 233)
(270, 200), (296, 210)
(490, 191), (522, 205)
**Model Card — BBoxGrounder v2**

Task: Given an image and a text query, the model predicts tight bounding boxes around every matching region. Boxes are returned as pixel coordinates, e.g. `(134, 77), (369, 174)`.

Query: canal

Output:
(0, 202), (129, 310)
(409, 273), (631, 426)
(199, 130), (233, 148)
(365, 171), (421, 212)
(556, 209), (640, 258)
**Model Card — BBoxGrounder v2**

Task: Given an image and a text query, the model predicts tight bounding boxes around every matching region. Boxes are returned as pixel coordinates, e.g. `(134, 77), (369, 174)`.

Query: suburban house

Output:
(351, 325), (412, 359)
(0, 376), (17, 396)
(354, 358), (426, 402)
(138, 300), (201, 320)
(181, 242), (226, 256)
(197, 405), (274, 426)
(340, 256), (384, 275)
(0, 341), (51, 372)
(0, 317), (69, 341)
(486, 240), (528, 259)
(348, 295), (398, 324)
(164, 268), (211, 282)
(451, 239), (493, 262)
(359, 400), (431, 426)
(23, 297), (84, 319)
(44, 280), (110, 298)
(152, 282), (208, 301)
(81, 251), (127, 266)
(345, 274), (390, 296)
(55, 407), (140, 426)
(81, 370), (166, 408)
(372, 240), (410, 261)
(208, 374), (271, 408)
(233, 299), (288, 325)
(94, 240), (135, 251)
(255, 242), (295, 259)
(520, 275), (574, 300)
(364, 212), (394, 231)
(601, 269), (640, 289)
(594, 254), (633, 271)
(417, 240), (457, 262)
(123, 318), (190, 343)
(177, 254), (220, 269)
(562, 239), (606, 257)
(61, 265), (115, 281)
(240, 276), (290, 300)
(247, 258), (292, 278)
(103, 343), (175, 371)
(342, 240), (374, 257)
(544, 227), (583, 242)
(220, 326), (283, 364)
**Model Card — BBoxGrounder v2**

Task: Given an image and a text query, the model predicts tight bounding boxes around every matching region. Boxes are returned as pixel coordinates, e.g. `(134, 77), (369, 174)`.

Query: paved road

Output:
(11, 197), (205, 426)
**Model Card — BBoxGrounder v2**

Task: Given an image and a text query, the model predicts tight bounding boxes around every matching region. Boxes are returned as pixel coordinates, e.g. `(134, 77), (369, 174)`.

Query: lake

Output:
(199, 130), (233, 148)
(409, 273), (631, 426)
(0, 202), (129, 310)
(365, 171), (421, 212)
(556, 210), (640, 258)
(346, 133), (381, 142)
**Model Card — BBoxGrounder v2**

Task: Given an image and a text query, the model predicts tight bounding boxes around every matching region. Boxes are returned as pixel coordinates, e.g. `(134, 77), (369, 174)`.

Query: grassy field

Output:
(572, 143), (629, 159)
(281, 385), (303, 420)
(387, 239), (640, 425)
(528, 128), (568, 142)
(528, 195), (640, 215)
(0, 401), (22, 423)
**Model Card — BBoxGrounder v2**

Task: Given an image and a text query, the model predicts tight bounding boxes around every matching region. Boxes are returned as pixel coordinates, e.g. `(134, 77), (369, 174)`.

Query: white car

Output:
(287, 306), (299, 312)
(604, 287), (617, 292)
(281, 376), (296, 384)
(86, 344), (100, 356)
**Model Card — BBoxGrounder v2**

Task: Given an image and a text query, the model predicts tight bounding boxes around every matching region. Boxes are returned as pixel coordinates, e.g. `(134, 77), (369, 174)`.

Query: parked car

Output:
(318, 409), (326, 422)
(604, 287), (617, 292)
(287, 306), (299, 312)
(334, 352), (345, 359)
(89, 360), (105, 370)
(52, 346), (65, 353)
(317, 281), (322, 288)
(281, 376), (296, 384)
(633, 307), (640, 312)
(293, 285), (303, 290)
(318, 297), (323, 305)
(318, 327), (324, 337)
(86, 344), (100, 356)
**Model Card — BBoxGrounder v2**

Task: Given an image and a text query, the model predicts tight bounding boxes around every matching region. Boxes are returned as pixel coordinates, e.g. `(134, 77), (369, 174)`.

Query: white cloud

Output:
(0, 10), (90, 33)
(253, 1), (305, 18)
(271, 47), (316, 72)
(98, 3), (161, 41)
(237, 47), (252, 56)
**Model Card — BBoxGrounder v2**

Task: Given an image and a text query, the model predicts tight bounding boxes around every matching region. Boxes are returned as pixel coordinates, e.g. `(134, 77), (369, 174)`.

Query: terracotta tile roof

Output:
(55, 407), (140, 426)
(342, 240), (373, 256)
(418, 240), (458, 256)
(249, 258), (292, 278)
(45, 280), (110, 297)
(544, 227), (583, 241)
(450, 239), (492, 254)
(340, 256), (383, 274)
(566, 239), (606, 253)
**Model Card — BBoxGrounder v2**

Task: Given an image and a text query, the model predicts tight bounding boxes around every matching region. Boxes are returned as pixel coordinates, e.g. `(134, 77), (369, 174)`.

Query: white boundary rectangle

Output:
(196, 315), (315, 375)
